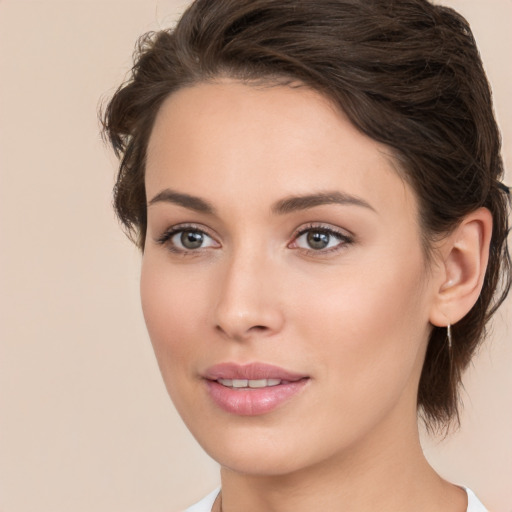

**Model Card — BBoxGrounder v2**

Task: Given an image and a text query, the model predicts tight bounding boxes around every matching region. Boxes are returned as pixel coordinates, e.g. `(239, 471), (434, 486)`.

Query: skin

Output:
(141, 80), (490, 512)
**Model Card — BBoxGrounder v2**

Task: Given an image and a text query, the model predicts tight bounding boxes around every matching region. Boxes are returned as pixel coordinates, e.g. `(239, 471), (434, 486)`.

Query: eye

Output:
(290, 224), (353, 253)
(174, 230), (212, 250)
(156, 225), (219, 253)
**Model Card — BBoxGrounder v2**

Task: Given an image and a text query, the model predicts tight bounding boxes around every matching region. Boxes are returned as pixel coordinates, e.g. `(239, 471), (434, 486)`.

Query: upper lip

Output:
(203, 362), (308, 382)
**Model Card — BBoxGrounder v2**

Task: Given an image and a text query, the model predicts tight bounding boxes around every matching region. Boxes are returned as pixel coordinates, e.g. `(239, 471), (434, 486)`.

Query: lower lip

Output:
(205, 379), (309, 416)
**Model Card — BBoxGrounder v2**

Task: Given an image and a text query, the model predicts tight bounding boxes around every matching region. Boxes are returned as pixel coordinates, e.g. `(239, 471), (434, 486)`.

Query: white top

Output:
(184, 488), (219, 512)
(184, 486), (488, 512)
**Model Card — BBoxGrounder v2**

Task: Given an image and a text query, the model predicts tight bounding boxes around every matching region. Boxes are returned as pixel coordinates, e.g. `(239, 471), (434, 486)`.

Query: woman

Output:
(102, 0), (510, 510)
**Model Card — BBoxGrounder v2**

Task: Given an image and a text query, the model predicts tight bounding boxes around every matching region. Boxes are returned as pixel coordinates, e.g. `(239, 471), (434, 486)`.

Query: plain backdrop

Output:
(0, 1), (511, 511)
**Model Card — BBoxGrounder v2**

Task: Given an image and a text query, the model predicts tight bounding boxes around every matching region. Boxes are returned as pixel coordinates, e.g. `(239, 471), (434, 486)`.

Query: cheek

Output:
(292, 249), (430, 404)
(295, 255), (425, 341)
(139, 255), (210, 375)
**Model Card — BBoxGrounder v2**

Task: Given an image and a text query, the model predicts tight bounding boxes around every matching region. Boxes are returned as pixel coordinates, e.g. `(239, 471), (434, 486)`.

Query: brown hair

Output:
(102, 0), (511, 432)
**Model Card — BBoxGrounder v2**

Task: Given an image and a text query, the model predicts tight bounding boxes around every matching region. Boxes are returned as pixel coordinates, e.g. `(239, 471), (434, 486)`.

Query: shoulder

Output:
(464, 487), (488, 512)
(183, 487), (221, 512)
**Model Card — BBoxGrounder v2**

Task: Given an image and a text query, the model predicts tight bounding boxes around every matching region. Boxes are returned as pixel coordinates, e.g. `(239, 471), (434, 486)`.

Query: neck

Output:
(218, 410), (465, 512)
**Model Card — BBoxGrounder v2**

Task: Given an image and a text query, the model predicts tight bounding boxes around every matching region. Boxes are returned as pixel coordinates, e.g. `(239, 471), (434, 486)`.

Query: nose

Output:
(213, 249), (285, 342)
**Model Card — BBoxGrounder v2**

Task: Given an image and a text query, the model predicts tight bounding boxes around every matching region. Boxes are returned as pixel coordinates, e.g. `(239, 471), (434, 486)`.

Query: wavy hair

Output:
(102, 0), (511, 432)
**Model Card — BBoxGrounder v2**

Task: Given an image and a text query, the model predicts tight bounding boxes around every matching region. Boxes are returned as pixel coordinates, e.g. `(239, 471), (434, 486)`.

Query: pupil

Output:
(181, 231), (203, 249)
(307, 231), (329, 249)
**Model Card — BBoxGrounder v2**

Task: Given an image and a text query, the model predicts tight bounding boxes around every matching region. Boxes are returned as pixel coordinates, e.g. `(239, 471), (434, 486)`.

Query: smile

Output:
(217, 378), (282, 388)
(203, 363), (309, 415)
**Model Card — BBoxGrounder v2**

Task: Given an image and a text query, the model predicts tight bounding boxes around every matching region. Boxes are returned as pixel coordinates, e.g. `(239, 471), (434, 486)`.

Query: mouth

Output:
(216, 378), (283, 388)
(203, 362), (308, 381)
(202, 363), (309, 415)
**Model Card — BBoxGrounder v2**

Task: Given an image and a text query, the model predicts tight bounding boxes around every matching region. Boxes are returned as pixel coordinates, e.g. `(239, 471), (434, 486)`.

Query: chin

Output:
(212, 445), (310, 477)
(187, 418), (345, 478)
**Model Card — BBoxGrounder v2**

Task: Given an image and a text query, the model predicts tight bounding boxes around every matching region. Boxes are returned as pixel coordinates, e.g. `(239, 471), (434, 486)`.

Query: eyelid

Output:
(288, 222), (354, 254)
(154, 221), (354, 256)
(155, 223), (221, 252)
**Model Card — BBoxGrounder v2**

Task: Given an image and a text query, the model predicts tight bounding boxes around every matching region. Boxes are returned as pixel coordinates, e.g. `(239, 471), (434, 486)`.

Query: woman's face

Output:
(142, 80), (439, 475)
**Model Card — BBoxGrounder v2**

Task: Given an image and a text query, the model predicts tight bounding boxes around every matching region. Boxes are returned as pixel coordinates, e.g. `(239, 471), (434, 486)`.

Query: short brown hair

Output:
(102, 0), (511, 432)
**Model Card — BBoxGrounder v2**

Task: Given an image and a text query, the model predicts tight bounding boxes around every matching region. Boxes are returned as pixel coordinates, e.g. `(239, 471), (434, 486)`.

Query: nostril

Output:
(214, 322), (271, 341)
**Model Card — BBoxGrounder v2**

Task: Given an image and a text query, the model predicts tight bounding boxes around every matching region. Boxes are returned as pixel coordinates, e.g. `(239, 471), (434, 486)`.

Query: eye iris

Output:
(181, 230), (203, 249)
(307, 231), (330, 249)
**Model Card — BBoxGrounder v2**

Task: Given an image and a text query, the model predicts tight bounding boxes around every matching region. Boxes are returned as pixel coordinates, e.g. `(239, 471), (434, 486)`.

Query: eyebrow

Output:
(148, 189), (216, 214)
(148, 188), (376, 215)
(271, 191), (376, 215)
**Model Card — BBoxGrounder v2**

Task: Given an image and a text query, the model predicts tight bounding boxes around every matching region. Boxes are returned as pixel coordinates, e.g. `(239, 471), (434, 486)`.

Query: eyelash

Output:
(289, 223), (354, 255)
(155, 223), (354, 256)
(156, 223), (216, 254)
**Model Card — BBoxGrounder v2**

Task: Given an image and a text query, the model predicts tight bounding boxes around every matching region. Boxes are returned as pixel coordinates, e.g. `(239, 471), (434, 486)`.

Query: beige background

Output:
(0, 1), (510, 511)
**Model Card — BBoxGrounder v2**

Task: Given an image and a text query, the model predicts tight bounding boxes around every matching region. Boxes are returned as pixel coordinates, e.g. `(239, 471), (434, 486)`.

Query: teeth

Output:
(217, 378), (282, 388)
(248, 379), (269, 388)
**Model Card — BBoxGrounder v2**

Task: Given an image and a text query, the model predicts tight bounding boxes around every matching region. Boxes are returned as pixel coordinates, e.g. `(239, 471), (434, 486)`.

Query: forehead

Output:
(145, 79), (416, 221)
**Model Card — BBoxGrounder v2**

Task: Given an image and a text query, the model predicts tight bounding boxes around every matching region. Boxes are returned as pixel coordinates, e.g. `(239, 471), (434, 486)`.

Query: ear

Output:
(429, 207), (493, 327)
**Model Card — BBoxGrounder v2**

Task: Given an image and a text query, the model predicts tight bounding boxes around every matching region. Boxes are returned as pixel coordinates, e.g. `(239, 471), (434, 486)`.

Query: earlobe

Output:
(429, 207), (493, 327)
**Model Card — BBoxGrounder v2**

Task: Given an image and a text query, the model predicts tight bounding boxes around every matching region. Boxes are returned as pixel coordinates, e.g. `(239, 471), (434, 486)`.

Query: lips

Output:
(204, 362), (307, 381)
(202, 363), (309, 416)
